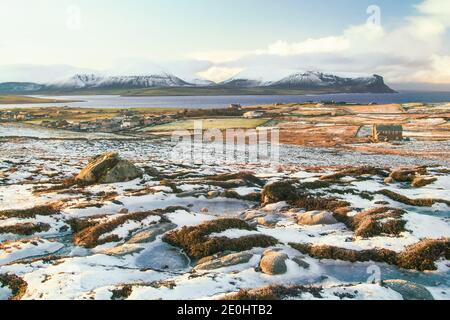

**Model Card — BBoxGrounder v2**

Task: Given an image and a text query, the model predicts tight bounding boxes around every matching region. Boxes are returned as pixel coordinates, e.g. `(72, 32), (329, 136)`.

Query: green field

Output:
(143, 118), (269, 132)
(0, 95), (74, 105)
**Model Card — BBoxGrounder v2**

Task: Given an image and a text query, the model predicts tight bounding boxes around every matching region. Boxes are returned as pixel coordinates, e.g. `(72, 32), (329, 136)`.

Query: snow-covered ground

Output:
(0, 134), (449, 300)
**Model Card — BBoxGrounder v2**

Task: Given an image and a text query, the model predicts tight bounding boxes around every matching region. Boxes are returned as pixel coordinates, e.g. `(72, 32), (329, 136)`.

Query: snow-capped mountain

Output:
(0, 70), (396, 94)
(45, 73), (191, 90)
(267, 71), (396, 93)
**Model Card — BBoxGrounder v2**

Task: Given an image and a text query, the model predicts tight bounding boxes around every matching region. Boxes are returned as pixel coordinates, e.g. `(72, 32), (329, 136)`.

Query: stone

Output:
(256, 214), (281, 227)
(75, 152), (142, 185)
(127, 223), (177, 244)
(297, 211), (338, 225)
(292, 256), (310, 269)
(201, 207), (209, 213)
(119, 208), (129, 214)
(259, 251), (288, 275)
(195, 252), (254, 271)
(384, 177), (393, 184)
(103, 244), (144, 257)
(411, 176), (437, 188)
(207, 191), (220, 198)
(383, 280), (434, 300)
(135, 242), (189, 271)
(389, 167), (427, 183)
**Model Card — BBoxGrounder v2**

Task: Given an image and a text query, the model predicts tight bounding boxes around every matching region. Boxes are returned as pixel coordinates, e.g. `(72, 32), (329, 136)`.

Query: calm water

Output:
(1, 91), (450, 109)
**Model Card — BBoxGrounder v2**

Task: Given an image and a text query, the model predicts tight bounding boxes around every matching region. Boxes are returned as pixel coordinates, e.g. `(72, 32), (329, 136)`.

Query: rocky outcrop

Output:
(411, 176), (437, 188)
(296, 211), (338, 226)
(383, 280), (434, 300)
(195, 251), (254, 271)
(75, 152), (142, 185)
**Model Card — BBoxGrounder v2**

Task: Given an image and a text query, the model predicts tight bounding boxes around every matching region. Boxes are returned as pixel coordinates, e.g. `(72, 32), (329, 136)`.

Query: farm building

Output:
(356, 124), (403, 142)
(373, 125), (403, 141)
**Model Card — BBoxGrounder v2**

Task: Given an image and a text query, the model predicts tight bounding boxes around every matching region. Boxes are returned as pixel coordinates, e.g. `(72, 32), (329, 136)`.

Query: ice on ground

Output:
(0, 239), (64, 266)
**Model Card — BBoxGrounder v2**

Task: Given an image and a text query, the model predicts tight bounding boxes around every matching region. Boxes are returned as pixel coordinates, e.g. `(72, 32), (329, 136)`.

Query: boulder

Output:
(195, 252), (254, 271)
(297, 211), (338, 226)
(126, 223), (177, 244)
(103, 244), (144, 257)
(257, 214), (281, 227)
(411, 176), (437, 188)
(383, 279), (434, 300)
(389, 167), (427, 183)
(75, 152), (142, 185)
(259, 251), (288, 275)
(261, 181), (298, 205)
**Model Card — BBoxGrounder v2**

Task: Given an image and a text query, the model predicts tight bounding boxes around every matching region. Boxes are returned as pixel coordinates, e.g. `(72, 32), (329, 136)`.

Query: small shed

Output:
(372, 124), (403, 141)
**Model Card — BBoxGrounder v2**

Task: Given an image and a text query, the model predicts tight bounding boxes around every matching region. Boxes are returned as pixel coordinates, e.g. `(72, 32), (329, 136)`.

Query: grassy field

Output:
(0, 106), (184, 125)
(143, 118), (269, 132)
(0, 95), (74, 105)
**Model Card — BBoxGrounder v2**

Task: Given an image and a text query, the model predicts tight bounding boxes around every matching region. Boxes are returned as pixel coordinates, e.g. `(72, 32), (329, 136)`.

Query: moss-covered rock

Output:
(75, 152), (142, 185)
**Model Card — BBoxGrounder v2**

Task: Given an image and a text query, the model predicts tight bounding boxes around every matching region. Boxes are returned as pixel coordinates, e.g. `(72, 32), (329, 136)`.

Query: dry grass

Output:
(163, 218), (277, 259)
(204, 172), (264, 187)
(379, 189), (450, 207)
(320, 166), (387, 181)
(223, 285), (324, 300)
(261, 181), (299, 204)
(291, 196), (350, 213)
(0, 223), (51, 236)
(73, 207), (181, 248)
(334, 207), (406, 238)
(0, 204), (61, 219)
(111, 285), (133, 300)
(290, 243), (398, 264)
(0, 274), (28, 300)
(290, 238), (449, 271)
(397, 238), (449, 271)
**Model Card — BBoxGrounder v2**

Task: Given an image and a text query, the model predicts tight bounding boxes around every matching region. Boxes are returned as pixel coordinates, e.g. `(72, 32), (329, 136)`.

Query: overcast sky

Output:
(0, 0), (449, 89)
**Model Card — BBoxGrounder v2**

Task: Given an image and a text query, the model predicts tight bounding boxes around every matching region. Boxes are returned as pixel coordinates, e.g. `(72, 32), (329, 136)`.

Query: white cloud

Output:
(197, 67), (243, 83)
(189, 0), (450, 86)
(257, 37), (350, 56)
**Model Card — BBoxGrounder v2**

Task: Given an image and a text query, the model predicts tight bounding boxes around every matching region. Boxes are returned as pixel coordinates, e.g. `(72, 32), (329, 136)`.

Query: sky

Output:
(0, 0), (449, 89)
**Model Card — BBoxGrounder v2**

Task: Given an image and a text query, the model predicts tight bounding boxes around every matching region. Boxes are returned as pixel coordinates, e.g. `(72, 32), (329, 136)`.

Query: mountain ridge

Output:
(0, 71), (397, 94)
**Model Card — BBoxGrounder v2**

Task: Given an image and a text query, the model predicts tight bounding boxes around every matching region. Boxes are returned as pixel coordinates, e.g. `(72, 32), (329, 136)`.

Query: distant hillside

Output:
(0, 70), (397, 96)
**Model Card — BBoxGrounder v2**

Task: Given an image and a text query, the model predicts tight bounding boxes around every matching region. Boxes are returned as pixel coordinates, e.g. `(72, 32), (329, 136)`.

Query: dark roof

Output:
(375, 125), (403, 131)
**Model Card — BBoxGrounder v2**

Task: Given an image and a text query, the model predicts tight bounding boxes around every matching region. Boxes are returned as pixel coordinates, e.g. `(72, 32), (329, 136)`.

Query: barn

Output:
(372, 124), (403, 141)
